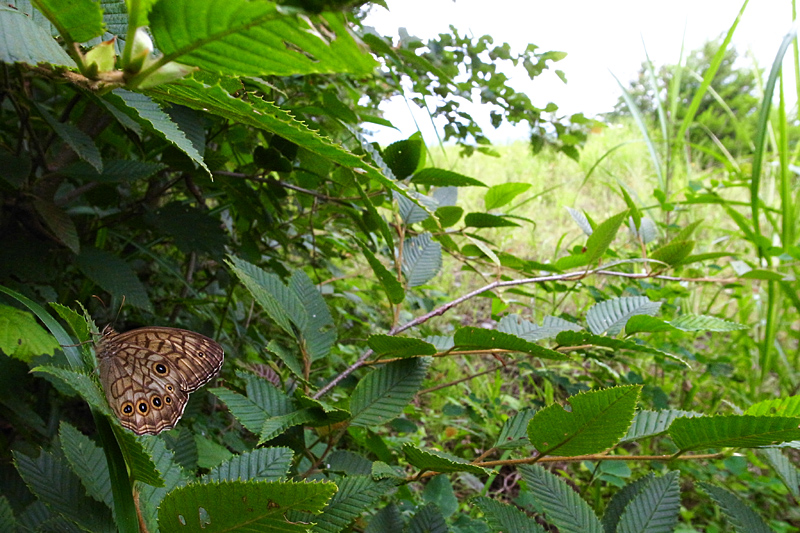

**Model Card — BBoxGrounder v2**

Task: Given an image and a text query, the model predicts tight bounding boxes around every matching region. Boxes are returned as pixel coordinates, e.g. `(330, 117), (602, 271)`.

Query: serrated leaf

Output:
(32, 0), (104, 43)
(636, 216), (658, 244)
(0, 496), (16, 532)
(59, 422), (113, 509)
(464, 212), (521, 228)
(495, 408), (536, 449)
(410, 168), (486, 187)
(402, 233), (442, 288)
(585, 210), (628, 265)
(435, 206), (463, 228)
(758, 448), (800, 498)
(311, 476), (393, 533)
(32, 365), (111, 416)
(13, 450), (115, 532)
(616, 471), (680, 533)
(226, 256), (305, 335)
(602, 473), (655, 533)
(290, 269), (336, 361)
(454, 327), (568, 360)
(154, 203), (226, 258)
(150, 80), (414, 205)
(474, 496), (545, 533)
(0, 304), (60, 360)
(408, 503), (448, 533)
(649, 240), (695, 267)
(35, 103), (102, 173)
(746, 395), (800, 417)
(136, 437), (192, 532)
(158, 480), (336, 532)
(368, 335), (437, 358)
(149, 3), (376, 77)
(0, 6), (76, 67)
(699, 483), (772, 533)
(519, 465), (603, 533)
(528, 385), (641, 456)
(403, 444), (490, 476)
(259, 410), (317, 445)
(266, 340), (305, 384)
(326, 450), (372, 476)
(33, 199), (80, 254)
(397, 190), (437, 224)
(586, 296), (662, 336)
(209, 387), (268, 435)
(425, 335), (454, 351)
(497, 314), (582, 342)
(383, 139), (422, 180)
(365, 503), (403, 533)
(350, 357), (432, 427)
(485, 182), (531, 210)
(622, 409), (702, 442)
(465, 235), (500, 266)
(206, 447), (292, 483)
(624, 315), (677, 335)
(60, 159), (166, 183)
(555, 330), (686, 366)
(76, 246), (153, 313)
(358, 243), (405, 305)
(669, 314), (748, 332)
(112, 426), (165, 487)
(566, 207), (593, 236)
(669, 415), (800, 451)
(107, 89), (208, 174)
(195, 435), (233, 469)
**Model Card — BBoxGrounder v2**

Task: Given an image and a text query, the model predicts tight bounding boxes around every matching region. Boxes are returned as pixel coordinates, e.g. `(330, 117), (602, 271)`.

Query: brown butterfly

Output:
(95, 325), (224, 436)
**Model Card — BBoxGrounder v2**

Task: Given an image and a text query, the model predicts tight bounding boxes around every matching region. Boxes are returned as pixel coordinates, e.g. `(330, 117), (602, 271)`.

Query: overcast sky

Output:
(363, 0), (793, 144)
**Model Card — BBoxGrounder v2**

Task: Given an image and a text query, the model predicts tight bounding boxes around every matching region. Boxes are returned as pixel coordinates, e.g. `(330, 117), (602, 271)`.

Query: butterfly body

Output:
(96, 326), (224, 436)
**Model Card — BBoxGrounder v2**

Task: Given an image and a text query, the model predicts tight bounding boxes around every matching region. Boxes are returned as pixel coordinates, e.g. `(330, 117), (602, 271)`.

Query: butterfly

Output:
(95, 325), (224, 435)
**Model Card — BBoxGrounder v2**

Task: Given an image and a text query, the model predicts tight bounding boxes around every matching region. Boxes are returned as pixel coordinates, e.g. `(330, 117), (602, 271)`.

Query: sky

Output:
(363, 0), (794, 144)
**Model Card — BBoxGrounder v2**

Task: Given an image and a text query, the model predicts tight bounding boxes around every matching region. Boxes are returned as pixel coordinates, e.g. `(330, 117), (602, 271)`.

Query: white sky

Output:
(363, 0), (793, 144)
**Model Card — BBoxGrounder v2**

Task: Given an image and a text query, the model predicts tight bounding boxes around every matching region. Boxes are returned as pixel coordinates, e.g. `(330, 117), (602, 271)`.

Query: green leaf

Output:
(410, 168), (487, 187)
(746, 395), (800, 417)
(758, 448), (800, 499)
(402, 233), (442, 288)
(0, 496), (16, 532)
(76, 247), (153, 313)
(209, 387), (268, 435)
(495, 408), (536, 449)
(435, 206), (464, 228)
(484, 182), (531, 210)
(519, 465), (603, 533)
(454, 327), (568, 360)
(698, 483), (772, 533)
(35, 103), (102, 173)
(32, 198), (80, 254)
(624, 315), (677, 335)
(586, 296), (662, 336)
(555, 330), (686, 366)
(32, 365), (112, 416)
(154, 203), (227, 258)
(527, 385), (641, 456)
(266, 340), (305, 383)
(403, 444), (490, 476)
(616, 471), (680, 533)
(13, 449), (115, 532)
(106, 90), (208, 175)
(358, 243), (405, 305)
(158, 480), (337, 532)
(622, 409), (702, 442)
(311, 477), (393, 533)
(383, 139), (422, 180)
(59, 422), (113, 510)
(112, 427), (164, 487)
(739, 269), (785, 281)
(326, 450), (372, 476)
(31, 0), (104, 43)
(136, 436), (192, 533)
(148, 3), (376, 77)
(289, 269), (336, 361)
(669, 415), (800, 451)
(497, 314), (582, 342)
(195, 435), (233, 470)
(474, 496), (545, 533)
(584, 210), (629, 265)
(226, 255), (306, 335)
(150, 80), (414, 206)
(649, 240), (695, 267)
(0, 6), (76, 67)
(60, 159), (166, 183)
(259, 410), (317, 445)
(365, 503), (403, 533)
(408, 503), (448, 533)
(422, 475), (457, 518)
(0, 304), (60, 360)
(668, 314), (749, 332)
(619, 185), (641, 231)
(368, 335), (437, 358)
(350, 357), (432, 427)
(464, 212), (521, 228)
(602, 473), (656, 533)
(397, 190), (436, 224)
(205, 447), (293, 483)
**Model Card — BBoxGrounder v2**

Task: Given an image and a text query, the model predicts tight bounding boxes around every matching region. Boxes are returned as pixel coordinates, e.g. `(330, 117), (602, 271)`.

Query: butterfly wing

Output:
(97, 327), (224, 436)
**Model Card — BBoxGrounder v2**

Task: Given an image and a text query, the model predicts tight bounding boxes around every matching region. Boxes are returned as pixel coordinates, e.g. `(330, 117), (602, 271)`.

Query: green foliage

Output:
(2, 0), (800, 530)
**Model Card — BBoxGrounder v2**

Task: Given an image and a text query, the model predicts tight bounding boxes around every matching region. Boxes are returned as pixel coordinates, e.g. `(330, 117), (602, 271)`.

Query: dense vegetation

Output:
(1, 0), (799, 531)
